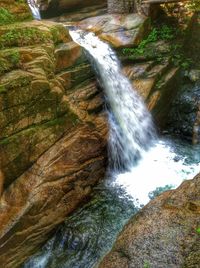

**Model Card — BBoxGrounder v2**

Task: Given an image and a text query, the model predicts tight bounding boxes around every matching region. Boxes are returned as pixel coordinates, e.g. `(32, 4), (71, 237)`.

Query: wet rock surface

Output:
(77, 14), (150, 48)
(166, 80), (200, 143)
(0, 17), (107, 268)
(99, 174), (200, 268)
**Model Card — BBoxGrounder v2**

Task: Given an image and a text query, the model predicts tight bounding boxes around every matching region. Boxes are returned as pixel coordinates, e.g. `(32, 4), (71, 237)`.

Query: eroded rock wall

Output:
(0, 14), (107, 268)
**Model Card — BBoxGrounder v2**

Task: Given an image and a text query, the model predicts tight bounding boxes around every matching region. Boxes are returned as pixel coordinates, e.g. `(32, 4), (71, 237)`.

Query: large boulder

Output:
(0, 17), (107, 268)
(78, 14), (150, 48)
(99, 174), (200, 268)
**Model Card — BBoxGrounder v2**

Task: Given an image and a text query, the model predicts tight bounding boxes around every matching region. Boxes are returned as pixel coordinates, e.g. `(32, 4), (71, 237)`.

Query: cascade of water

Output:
(23, 28), (200, 268)
(27, 0), (41, 20)
(70, 29), (156, 171)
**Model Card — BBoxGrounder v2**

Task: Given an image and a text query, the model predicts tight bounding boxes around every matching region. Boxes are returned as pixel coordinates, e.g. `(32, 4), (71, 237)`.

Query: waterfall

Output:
(70, 29), (156, 171)
(23, 28), (200, 268)
(27, 0), (41, 20)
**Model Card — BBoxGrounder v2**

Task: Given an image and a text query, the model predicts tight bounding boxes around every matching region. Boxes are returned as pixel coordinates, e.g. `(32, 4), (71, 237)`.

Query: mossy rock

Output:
(0, 48), (20, 75)
(0, 111), (79, 188)
(0, 21), (72, 49)
(0, 1), (32, 24)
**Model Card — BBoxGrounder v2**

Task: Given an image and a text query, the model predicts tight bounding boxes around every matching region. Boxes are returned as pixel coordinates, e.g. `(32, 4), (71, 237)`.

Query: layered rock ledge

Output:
(0, 13), (107, 268)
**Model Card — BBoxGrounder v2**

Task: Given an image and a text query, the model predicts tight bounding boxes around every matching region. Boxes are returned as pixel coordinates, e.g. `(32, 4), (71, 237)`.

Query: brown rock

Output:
(0, 171), (4, 196)
(0, 18), (108, 267)
(99, 174), (200, 268)
(78, 14), (150, 48)
(0, 124), (107, 268)
(55, 41), (85, 72)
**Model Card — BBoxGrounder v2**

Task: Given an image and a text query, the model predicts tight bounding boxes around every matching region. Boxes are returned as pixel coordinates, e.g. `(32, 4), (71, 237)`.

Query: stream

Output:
(23, 26), (200, 268)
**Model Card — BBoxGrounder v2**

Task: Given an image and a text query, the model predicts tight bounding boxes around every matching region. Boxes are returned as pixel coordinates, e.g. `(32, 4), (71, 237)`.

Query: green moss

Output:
(50, 24), (70, 44)
(0, 58), (9, 74)
(0, 85), (6, 93)
(186, 0), (200, 11)
(15, 0), (26, 3)
(0, 5), (32, 25)
(144, 261), (151, 268)
(0, 8), (14, 25)
(50, 26), (62, 44)
(9, 49), (20, 64)
(0, 26), (52, 49)
(0, 48), (20, 75)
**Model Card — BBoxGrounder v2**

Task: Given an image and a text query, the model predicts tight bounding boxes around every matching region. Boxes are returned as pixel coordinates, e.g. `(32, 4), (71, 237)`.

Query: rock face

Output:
(166, 80), (200, 143)
(99, 174), (200, 268)
(107, 0), (135, 14)
(0, 16), (107, 268)
(37, 0), (106, 17)
(78, 14), (150, 48)
(166, 13), (200, 143)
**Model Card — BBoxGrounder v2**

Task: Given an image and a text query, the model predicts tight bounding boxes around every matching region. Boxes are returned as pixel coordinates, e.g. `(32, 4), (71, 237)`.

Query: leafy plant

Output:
(196, 227), (200, 234)
(144, 261), (151, 268)
(122, 25), (175, 57)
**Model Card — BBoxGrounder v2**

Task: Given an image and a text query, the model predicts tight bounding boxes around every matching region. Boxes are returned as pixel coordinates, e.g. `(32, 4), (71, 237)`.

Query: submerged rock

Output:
(99, 173), (200, 268)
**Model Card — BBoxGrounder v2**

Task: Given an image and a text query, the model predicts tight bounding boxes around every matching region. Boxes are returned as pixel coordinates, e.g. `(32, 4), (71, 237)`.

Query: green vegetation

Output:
(0, 27), (52, 49)
(0, 49), (20, 74)
(0, 8), (14, 25)
(0, 85), (6, 94)
(187, 0), (200, 11)
(144, 261), (151, 268)
(16, 0), (26, 3)
(123, 25), (174, 56)
(122, 24), (192, 70)
(8, 49), (20, 65)
(196, 227), (200, 234)
(0, 4), (32, 25)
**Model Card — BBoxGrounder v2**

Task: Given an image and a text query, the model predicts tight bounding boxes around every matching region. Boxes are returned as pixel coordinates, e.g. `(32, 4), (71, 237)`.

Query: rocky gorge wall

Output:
(0, 2), (107, 267)
(0, 1), (200, 267)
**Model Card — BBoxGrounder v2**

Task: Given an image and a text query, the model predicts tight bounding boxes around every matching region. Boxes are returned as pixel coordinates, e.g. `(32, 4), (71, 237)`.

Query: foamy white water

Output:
(70, 29), (156, 171)
(70, 29), (200, 206)
(112, 138), (200, 205)
(27, 0), (41, 20)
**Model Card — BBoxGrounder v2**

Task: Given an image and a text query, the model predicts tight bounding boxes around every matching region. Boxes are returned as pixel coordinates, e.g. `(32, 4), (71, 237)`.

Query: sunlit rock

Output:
(99, 173), (200, 268)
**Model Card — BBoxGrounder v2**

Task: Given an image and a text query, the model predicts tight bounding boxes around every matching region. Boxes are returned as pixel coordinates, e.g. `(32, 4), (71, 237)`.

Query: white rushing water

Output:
(70, 29), (156, 171)
(27, 0), (41, 20)
(70, 29), (200, 205)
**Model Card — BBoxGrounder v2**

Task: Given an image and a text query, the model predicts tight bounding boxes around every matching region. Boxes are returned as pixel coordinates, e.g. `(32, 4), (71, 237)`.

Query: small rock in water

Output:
(173, 156), (180, 162)
(188, 69), (200, 82)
